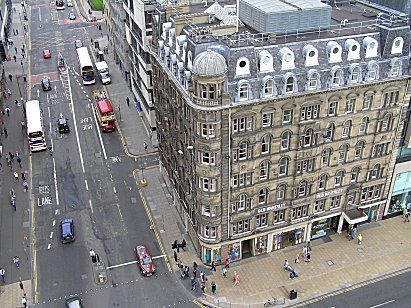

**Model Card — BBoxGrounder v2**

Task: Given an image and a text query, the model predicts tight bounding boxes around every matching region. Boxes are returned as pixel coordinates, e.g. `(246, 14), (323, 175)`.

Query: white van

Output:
(67, 0), (73, 7)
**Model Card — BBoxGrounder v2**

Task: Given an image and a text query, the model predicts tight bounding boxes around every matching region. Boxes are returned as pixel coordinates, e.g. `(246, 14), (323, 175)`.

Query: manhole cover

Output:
(131, 197), (137, 204)
(327, 260), (334, 266)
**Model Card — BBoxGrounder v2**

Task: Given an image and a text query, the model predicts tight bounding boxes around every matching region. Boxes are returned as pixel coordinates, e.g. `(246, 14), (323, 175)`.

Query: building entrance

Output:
(241, 239), (252, 259)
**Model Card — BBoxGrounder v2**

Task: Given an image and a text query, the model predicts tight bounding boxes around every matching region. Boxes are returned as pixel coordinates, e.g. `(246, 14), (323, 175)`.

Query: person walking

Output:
(193, 267), (197, 278)
(233, 271), (240, 286)
(17, 156), (22, 168)
(222, 267), (227, 278)
(14, 46), (18, 53)
(22, 294), (27, 307)
(210, 260), (216, 272)
(404, 211), (410, 223)
(13, 55), (16, 62)
(295, 254), (300, 263)
(200, 270), (205, 284)
(9, 151), (14, 160)
(284, 260), (289, 271)
(143, 142), (148, 151)
(357, 233), (363, 245)
(19, 278), (24, 290)
(23, 180), (28, 191)
(191, 276), (197, 290)
(5, 107), (10, 117)
(225, 258), (230, 268)
(21, 120), (25, 130)
(3, 127), (8, 137)
(211, 280), (217, 294)
(306, 251), (311, 262)
(14, 171), (19, 181)
(173, 250), (178, 263)
(0, 268), (5, 283)
(8, 74), (12, 82)
(200, 284), (206, 297)
(21, 172), (26, 181)
(13, 256), (20, 268)
(126, 96), (130, 107)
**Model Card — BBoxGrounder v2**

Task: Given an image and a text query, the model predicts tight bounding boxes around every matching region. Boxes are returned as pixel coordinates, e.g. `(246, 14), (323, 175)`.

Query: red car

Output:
(135, 245), (155, 276)
(43, 49), (51, 59)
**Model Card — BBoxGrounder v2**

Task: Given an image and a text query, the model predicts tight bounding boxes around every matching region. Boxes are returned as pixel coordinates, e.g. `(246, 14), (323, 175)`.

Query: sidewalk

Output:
(135, 168), (411, 307)
(0, 1), (32, 308)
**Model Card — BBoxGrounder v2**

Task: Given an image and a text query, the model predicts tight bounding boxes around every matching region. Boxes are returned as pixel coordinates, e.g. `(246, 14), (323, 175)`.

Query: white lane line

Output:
(370, 300), (396, 308)
(89, 199), (93, 214)
(52, 220), (56, 226)
(51, 139), (60, 206)
(106, 260), (137, 269)
(39, 7), (41, 21)
(90, 100), (107, 160)
(47, 105), (51, 118)
(113, 186), (116, 194)
(49, 122), (52, 135)
(84, 179), (88, 191)
(47, 244), (51, 249)
(49, 231), (53, 239)
(152, 254), (166, 260)
(67, 70), (86, 173)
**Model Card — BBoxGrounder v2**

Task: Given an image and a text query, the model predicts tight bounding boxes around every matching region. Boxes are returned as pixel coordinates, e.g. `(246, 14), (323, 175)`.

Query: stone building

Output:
(149, 0), (411, 264)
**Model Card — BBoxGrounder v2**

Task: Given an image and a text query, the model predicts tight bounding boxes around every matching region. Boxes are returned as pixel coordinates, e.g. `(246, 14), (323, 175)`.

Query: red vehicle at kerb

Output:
(93, 90), (116, 132)
(135, 245), (155, 276)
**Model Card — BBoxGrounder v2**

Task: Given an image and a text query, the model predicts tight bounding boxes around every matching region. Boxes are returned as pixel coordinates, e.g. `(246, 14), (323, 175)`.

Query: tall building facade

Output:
(150, 0), (411, 264)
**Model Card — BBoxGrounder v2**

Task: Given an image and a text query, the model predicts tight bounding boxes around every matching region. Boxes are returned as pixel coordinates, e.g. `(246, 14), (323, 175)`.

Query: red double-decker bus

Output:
(93, 90), (116, 132)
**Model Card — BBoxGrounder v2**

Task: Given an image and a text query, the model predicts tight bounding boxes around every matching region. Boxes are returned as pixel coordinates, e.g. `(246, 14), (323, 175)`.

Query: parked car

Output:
(41, 76), (51, 91)
(66, 296), (82, 307)
(75, 39), (83, 48)
(60, 219), (75, 243)
(135, 245), (155, 276)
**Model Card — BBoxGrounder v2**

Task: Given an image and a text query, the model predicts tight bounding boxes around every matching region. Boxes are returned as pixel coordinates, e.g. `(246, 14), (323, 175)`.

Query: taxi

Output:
(135, 245), (155, 276)
(43, 49), (51, 59)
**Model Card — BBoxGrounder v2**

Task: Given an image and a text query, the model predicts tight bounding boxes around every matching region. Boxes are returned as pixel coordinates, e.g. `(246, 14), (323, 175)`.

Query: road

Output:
(25, 1), (195, 307)
(304, 270), (411, 308)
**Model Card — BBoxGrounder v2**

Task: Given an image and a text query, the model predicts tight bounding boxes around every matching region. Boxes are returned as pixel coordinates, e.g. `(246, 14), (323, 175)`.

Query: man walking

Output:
(13, 256), (20, 268)
(5, 107), (10, 117)
(3, 127), (8, 137)
(23, 180), (28, 191)
(19, 278), (24, 290)
(17, 156), (22, 168)
(8, 74), (12, 82)
(0, 268), (5, 282)
(210, 260), (216, 272)
(143, 142), (148, 151)
(14, 171), (19, 181)
(126, 96), (130, 107)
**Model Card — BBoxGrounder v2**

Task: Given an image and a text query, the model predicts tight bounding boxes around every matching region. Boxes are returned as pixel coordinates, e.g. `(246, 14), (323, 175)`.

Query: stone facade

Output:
(150, 1), (411, 263)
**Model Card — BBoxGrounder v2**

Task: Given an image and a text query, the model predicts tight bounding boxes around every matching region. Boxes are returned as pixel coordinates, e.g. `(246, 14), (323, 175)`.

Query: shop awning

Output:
(342, 208), (368, 225)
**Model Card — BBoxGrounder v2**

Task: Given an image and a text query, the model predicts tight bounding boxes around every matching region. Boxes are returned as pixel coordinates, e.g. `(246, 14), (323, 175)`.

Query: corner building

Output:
(149, 0), (411, 264)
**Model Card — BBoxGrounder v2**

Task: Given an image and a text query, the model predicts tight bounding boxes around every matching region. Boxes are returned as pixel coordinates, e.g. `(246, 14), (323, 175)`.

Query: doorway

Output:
(241, 239), (252, 259)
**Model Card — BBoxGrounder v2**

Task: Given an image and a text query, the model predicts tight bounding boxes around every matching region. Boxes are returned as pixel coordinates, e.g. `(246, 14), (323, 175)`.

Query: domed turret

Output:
(192, 49), (227, 77)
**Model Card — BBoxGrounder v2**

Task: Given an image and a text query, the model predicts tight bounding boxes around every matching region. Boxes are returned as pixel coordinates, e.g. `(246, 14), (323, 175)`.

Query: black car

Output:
(60, 219), (75, 243)
(66, 296), (82, 307)
(75, 39), (83, 48)
(41, 76), (51, 91)
(57, 117), (70, 134)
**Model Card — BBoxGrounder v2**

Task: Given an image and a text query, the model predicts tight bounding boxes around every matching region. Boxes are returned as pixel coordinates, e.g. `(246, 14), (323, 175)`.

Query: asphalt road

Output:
(27, 1), (195, 307)
(304, 270), (411, 308)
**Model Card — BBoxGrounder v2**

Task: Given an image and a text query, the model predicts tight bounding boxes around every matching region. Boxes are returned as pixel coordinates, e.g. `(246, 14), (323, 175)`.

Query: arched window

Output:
(371, 164), (381, 179)
(260, 161), (270, 180)
(325, 123), (335, 141)
(342, 120), (352, 138)
(238, 83), (249, 101)
(355, 141), (365, 160)
(308, 72), (319, 90)
(277, 184), (286, 200)
(335, 170), (345, 187)
(359, 117), (369, 135)
(332, 68), (342, 87)
(279, 157), (289, 176)
(285, 76), (294, 93)
(298, 181), (308, 197)
(390, 60), (401, 77)
(258, 188), (268, 204)
(381, 114), (391, 132)
(261, 135), (271, 154)
(239, 141), (248, 160)
(350, 167), (360, 183)
(367, 63), (378, 81)
(281, 131), (291, 150)
(263, 79), (274, 98)
(350, 66), (360, 84)
(322, 148), (331, 166)
(319, 174), (328, 190)
(338, 144), (348, 163)
(302, 128), (314, 147)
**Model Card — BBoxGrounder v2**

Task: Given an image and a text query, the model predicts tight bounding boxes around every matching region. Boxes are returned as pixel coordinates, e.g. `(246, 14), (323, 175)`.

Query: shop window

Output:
(255, 236), (267, 254)
(228, 243), (240, 261)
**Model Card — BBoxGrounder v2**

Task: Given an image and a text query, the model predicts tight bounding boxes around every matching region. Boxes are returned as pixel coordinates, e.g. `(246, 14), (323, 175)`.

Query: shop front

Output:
(272, 227), (305, 251)
(254, 235), (268, 255)
(203, 247), (221, 265)
(386, 171), (411, 218)
(310, 215), (339, 240)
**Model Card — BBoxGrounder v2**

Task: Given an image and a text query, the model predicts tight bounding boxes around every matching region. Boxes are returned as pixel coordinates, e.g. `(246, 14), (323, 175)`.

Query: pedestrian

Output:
(184, 266), (190, 278)
(126, 96), (130, 107)
(233, 271), (240, 286)
(19, 278), (24, 290)
(210, 260), (216, 272)
(5, 153), (9, 161)
(9, 151), (14, 160)
(13, 256), (20, 268)
(13, 29), (16, 35)
(200, 284), (206, 296)
(405, 211), (410, 223)
(6, 88), (11, 96)
(8, 160), (12, 169)
(143, 141), (148, 151)
(295, 254), (300, 264)
(21, 172), (25, 181)
(193, 267), (197, 278)
(14, 171), (19, 181)
(3, 127), (8, 137)
(14, 46), (18, 53)
(13, 55), (16, 62)
(306, 251), (311, 262)
(211, 280), (217, 294)
(284, 259), (289, 271)
(5, 107), (10, 117)
(200, 270), (205, 283)
(357, 233), (363, 245)
(193, 261), (198, 270)
(191, 276), (197, 290)
(225, 258), (230, 268)
(0, 268), (5, 283)
(16, 29), (18, 35)
(289, 271), (295, 280)
(20, 59), (23, 66)
(21, 120), (25, 130)
(181, 239), (186, 250)
(173, 250), (178, 263)
(23, 180), (28, 191)
(89, 249), (97, 263)
(8, 74), (12, 82)
(22, 295), (27, 307)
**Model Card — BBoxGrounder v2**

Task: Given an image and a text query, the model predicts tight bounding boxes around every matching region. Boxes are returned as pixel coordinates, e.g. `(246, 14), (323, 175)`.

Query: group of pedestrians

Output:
(348, 225), (363, 245)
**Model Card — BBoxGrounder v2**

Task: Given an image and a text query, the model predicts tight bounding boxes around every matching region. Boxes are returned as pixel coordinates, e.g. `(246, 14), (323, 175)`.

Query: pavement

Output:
(2, 1), (411, 308)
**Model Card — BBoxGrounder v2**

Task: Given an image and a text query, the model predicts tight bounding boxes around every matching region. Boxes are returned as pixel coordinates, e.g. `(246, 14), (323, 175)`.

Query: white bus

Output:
(77, 47), (95, 85)
(25, 100), (47, 152)
(56, 0), (65, 10)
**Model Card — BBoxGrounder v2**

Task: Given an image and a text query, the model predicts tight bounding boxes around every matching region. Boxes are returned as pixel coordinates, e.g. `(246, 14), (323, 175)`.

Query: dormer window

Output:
(345, 39), (360, 61)
(330, 66), (343, 88)
(283, 73), (297, 94)
(259, 50), (273, 72)
(349, 64), (361, 84)
(367, 61), (379, 81)
(236, 57), (250, 76)
(279, 47), (295, 70)
(263, 78), (274, 98)
(303, 45), (319, 67)
(363, 37), (378, 58)
(238, 82), (249, 101)
(307, 70), (320, 91)
(391, 37), (404, 54)
(390, 59), (401, 77)
(327, 41), (342, 63)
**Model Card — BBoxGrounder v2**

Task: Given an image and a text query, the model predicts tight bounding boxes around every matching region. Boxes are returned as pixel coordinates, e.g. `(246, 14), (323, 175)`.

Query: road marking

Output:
(113, 186), (116, 194)
(107, 260), (137, 269)
(51, 139), (60, 206)
(49, 231), (53, 239)
(47, 244), (51, 250)
(67, 70), (86, 173)
(84, 179), (88, 191)
(152, 254), (166, 260)
(89, 199), (93, 214)
(39, 7), (41, 21)
(90, 97), (107, 159)
(370, 300), (395, 308)
(52, 220), (56, 226)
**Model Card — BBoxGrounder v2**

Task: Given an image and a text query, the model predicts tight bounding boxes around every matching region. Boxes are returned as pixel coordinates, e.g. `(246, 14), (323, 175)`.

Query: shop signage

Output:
(257, 202), (287, 214)
(316, 188), (344, 200)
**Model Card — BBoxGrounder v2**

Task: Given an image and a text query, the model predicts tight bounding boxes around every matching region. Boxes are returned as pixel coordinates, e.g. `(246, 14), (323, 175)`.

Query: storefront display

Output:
(203, 248), (221, 265)
(388, 172), (411, 215)
(273, 234), (282, 251)
(229, 242), (241, 261)
(272, 228), (305, 251)
(311, 219), (330, 240)
(255, 235), (268, 255)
